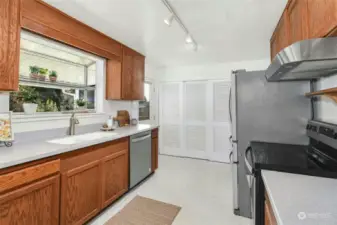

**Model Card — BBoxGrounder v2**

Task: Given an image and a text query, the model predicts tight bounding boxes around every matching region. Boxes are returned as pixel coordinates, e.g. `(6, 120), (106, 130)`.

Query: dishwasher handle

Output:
(131, 134), (151, 143)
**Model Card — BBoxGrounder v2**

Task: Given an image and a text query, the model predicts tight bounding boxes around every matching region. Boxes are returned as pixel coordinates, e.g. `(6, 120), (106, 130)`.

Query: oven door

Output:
(245, 146), (255, 221)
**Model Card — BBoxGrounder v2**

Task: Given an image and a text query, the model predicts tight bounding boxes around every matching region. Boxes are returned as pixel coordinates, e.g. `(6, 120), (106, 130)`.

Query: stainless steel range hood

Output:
(266, 37), (337, 81)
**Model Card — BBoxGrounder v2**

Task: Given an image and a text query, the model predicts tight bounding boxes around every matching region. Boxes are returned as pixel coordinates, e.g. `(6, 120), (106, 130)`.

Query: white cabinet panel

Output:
(162, 125), (181, 149)
(214, 125), (231, 153)
(161, 83), (181, 123)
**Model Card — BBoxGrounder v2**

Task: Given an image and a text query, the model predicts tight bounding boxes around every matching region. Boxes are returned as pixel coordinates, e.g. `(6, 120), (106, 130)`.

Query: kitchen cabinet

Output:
(270, 11), (290, 60)
(152, 128), (159, 171)
(270, 0), (337, 60)
(288, 0), (309, 43)
(0, 160), (61, 225)
(0, 175), (60, 225)
(265, 193), (277, 225)
(101, 149), (128, 208)
(0, 0), (21, 91)
(308, 0), (337, 38)
(60, 138), (129, 225)
(60, 160), (101, 225)
(107, 47), (145, 100)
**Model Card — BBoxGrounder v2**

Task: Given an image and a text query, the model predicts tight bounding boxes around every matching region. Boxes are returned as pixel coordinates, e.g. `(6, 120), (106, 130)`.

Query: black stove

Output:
(249, 120), (337, 225)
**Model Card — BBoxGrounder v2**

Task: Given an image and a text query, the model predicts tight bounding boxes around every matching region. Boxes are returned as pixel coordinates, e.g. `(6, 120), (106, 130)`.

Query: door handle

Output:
(229, 151), (233, 163)
(245, 147), (253, 175)
(229, 87), (232, 123)
(132, 134), (151, 143)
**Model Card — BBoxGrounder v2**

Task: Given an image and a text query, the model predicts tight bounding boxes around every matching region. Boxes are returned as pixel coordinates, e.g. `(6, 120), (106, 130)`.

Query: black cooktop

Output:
(248, 141), (337, 178)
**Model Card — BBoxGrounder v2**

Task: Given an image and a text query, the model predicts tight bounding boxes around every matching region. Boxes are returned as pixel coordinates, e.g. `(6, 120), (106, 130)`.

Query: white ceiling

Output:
(44, 0), (287, 67)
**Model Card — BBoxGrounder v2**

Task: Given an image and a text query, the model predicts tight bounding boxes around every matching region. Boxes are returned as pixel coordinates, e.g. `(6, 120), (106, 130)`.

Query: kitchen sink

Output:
(47, 132), (117, 145)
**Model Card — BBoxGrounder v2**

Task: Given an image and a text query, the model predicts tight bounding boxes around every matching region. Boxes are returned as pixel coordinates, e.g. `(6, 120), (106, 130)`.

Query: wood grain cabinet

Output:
(60, 139), (129, 225)
(288, 0), (309, 43)
(0, 0), (21, 91)
(60, 160), (101, 225)
(0, 175), (60, 225)
(152, 128), (159, 171)
(265, 192), (277, 225)
(106, 47), (145, 100)
(270, 0), (337, 60)
(308, 0), (337, 38)
(101, 149), (128, 208)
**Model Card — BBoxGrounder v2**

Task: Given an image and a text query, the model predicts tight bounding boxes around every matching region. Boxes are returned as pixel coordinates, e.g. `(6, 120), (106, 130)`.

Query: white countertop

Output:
(262, 170), (337, 225)
(0, 124), (158, 170)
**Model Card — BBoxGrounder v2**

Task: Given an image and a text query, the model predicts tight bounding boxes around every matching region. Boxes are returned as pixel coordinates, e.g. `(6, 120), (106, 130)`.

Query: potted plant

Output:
(19, 86), (40, 114)
(49, 70), (58, 82)
(38, 68), (48, 81)
(76, 98), (86, 110)
(29, 66), (39, 80)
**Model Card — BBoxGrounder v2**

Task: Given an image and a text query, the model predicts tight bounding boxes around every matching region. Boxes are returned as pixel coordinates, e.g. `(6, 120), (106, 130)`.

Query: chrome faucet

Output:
(69, 112), (79, 136)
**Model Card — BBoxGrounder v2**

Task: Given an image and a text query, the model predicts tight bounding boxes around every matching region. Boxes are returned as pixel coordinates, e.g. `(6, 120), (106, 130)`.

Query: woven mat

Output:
(105, 196), (181, 225)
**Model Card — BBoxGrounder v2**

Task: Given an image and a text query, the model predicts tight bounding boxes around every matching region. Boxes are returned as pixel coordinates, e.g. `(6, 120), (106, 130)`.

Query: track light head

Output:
(164, 14), (174, 26)
(185, 34), (193, 44)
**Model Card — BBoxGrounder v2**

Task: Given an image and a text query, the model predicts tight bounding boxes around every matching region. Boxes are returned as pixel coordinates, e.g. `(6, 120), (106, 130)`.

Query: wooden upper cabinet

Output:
(288, 0), (309, 43)
(270, 12), (289, 60)
(60, 160), (101, 225)
(0, 0), (21, 91)
(308, 0), (337, 38)
(101, 150), (128, 208)
(132, 53), (145, 100)
(122, 47), (135, 100)
(0, 175), (60, 225)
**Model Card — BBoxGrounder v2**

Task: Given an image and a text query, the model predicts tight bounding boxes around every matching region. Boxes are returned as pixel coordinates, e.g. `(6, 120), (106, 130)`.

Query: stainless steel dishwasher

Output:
(130, 131), (152, 188)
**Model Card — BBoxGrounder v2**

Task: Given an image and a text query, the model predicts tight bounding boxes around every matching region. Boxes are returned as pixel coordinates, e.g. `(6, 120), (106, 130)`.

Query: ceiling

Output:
(44, 0), (287, 67)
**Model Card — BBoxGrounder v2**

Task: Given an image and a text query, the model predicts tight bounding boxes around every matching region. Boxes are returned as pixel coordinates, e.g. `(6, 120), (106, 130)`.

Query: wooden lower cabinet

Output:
(0, 175), (60, 225)
(101, 149), (129, 208)
(61, 160), (101, 225)
(152, 129), (159, 172)
(265, 193), (277, 225)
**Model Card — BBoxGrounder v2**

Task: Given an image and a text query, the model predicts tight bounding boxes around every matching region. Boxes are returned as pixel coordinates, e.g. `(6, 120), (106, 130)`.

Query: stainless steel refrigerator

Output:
(229, 70), (312, 218)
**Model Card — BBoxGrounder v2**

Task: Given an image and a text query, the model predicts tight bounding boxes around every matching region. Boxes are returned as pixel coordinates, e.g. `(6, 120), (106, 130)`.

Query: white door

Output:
(160, 80), (231, 163)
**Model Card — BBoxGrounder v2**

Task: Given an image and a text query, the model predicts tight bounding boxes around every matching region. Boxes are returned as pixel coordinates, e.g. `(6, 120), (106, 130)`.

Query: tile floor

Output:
(88, 155), (252, 225)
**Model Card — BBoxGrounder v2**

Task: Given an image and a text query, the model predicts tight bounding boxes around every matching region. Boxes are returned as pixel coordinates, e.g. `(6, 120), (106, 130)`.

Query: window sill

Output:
(12, 112), (106, 124)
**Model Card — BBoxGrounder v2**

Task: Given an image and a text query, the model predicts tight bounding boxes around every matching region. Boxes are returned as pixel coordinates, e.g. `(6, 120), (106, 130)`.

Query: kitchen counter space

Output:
(262, 170), (337, 225)
(0, 124), (158, 170)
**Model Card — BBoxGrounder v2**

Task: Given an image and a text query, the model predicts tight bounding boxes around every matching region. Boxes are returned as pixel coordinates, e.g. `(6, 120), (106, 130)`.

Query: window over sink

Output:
(10, 31), (100, 113)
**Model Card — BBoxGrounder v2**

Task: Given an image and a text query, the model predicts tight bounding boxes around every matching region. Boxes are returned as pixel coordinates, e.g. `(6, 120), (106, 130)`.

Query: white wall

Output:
(315, 74), (337, 124)
(158, 59), (270, 82)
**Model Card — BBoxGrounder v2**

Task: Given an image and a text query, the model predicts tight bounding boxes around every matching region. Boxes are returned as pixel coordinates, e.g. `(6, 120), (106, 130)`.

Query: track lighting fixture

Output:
(164, 14), (174, 27)
(161, 0), (198, 52)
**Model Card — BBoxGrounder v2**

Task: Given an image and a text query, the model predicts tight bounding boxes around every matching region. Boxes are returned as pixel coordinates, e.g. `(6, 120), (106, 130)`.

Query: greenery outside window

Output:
(10, 31), (98, 113)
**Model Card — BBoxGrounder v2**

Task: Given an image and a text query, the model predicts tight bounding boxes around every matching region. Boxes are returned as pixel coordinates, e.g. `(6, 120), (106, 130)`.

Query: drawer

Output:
(61, 138), (129, 171)
(0, 159), (60, 194)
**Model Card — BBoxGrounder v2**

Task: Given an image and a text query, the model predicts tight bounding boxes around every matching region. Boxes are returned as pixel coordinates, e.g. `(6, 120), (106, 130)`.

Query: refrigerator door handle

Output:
(230, 150), (239, 211)
(229, 87), (232, 123)
(245, 147), (253, 175)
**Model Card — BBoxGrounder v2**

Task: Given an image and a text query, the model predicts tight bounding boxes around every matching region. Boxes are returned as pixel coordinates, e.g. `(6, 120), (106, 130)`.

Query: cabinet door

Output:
(61, 160), (101, 225)
(308, 0), (337, 38)
(0, 0), (21, 91)
(277, 13), (290, 52)
(0, 175), (60, 225)
(106, 59), (122, 100)
(132, 54), (145, 100)
(152, 137), (159, 171)
(122, 47), (134, 100)
(288, 0), (309, 43)
(101, 149), (128, 208)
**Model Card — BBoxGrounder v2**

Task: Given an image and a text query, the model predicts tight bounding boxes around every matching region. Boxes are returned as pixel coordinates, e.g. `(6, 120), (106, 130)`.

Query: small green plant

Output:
(18, 86), (40, 104)
(29, 66), (39, 74)
(39, 68), (48, 76)
(49, 70), (58, 77)
(76, 98), (86, 107)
